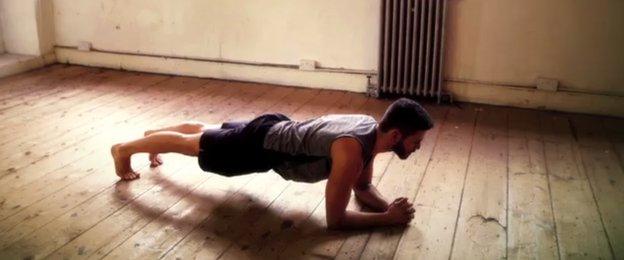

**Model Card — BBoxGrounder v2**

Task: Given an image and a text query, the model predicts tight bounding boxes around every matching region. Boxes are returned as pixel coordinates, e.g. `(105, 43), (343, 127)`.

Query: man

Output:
(111, 98), (433, 229)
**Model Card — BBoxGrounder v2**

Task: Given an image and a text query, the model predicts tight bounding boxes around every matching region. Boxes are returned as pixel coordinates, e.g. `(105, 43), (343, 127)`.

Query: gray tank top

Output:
(263, 114), (377, 183)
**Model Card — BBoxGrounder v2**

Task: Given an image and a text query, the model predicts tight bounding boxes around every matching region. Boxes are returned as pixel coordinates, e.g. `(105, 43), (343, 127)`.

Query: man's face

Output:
(392, 130), (426, 159)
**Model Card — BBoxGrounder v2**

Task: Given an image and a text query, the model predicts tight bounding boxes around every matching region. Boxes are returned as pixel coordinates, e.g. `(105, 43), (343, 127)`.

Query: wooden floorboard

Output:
(0, 76), (201, 253)
(0, 65), (620, 259)
(450, 106), (508, 259)
(391, 104), (478, 260)
(0, 67), (94, 112)
(0, 77), (270, 254)
(0, 73), (173, 221)
(507, 108), (558, 259)
(540, 112), (613, 259)
(0, 65), (85, 103)
(569, 115), (623, 258)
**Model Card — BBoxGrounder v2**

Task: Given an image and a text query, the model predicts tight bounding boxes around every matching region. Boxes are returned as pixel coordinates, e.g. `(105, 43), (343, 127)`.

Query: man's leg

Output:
(143, 121), (216, 167)
(144, 121), (208, 135)
(111, 131), (202, 180)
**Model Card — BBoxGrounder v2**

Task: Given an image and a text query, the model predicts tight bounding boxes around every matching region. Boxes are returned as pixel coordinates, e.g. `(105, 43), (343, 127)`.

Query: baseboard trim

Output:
(55, 47), (370, 93)
(446, 81), (623, 118)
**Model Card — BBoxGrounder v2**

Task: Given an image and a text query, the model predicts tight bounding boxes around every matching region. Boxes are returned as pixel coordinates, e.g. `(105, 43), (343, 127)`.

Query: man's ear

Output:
(389, 129), (402, 142)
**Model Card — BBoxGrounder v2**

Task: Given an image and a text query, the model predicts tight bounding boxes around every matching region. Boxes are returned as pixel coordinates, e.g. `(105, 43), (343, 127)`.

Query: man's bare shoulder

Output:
(331, 137), (363, 162)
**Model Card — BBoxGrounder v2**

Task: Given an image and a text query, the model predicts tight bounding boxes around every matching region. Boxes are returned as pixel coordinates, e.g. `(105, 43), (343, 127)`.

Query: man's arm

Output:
(325, 138), (412, 229)
(353, 158), (390, 212)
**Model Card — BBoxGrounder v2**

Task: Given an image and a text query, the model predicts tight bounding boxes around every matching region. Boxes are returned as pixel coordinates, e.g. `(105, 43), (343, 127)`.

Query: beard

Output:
(392, 138), (409, 159)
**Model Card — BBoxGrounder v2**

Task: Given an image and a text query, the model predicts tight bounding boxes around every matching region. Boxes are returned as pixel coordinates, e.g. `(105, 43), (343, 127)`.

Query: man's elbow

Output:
(327, 222), (346, 230)
(354, 182), (371, 192)
(353, 183), (371, 200)
(326, 214), (346, 230)
(327, 223), (342, 230)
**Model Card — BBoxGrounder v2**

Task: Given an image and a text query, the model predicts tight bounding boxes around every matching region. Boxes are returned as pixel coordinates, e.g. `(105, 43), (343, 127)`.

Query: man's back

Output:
(263, 114), (377, 182)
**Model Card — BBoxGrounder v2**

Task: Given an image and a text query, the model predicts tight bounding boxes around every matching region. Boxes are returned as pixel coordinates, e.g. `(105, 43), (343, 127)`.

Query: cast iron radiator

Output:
(371, 0), (448, 102)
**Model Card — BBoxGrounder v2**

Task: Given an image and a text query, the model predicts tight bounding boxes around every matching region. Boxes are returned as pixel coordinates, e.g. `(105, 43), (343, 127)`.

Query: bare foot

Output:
(149, 153), (164, 168)
(111, 144), (140, 180)
(144, 130), (164, 167)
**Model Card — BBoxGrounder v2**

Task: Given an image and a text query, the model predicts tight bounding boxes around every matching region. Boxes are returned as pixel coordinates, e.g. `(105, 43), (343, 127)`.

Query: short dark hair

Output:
(379, 98), (434, 135)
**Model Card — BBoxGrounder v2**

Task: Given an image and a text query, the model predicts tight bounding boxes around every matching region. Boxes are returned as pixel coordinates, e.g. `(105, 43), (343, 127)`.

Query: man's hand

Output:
(385, 197), (415, 225)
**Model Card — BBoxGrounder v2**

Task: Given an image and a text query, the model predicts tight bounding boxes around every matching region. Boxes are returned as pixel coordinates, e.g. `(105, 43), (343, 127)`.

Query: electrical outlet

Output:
(299, 59), (316, 71)
(77, 41), (92, 52)
(536, 77), (558, 91)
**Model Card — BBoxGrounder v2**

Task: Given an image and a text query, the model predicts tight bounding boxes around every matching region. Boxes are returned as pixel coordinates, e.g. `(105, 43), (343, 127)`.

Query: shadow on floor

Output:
(113, 170), (382, 259)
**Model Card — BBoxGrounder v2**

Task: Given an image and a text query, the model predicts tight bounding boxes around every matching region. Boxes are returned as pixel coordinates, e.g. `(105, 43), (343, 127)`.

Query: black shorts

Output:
(197, 113), (290, 176)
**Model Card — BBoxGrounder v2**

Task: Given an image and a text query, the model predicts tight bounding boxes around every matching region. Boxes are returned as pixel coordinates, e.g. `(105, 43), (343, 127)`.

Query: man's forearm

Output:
(330, 210), (393, 230)
(354, 185), (389, 212)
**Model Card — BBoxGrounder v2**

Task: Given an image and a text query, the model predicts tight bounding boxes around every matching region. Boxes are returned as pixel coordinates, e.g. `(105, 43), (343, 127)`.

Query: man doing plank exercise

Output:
(111, 98), (433, 229)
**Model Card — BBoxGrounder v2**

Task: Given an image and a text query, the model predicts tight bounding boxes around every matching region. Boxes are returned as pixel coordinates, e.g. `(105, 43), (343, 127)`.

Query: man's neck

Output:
(372, 125), (390, 155)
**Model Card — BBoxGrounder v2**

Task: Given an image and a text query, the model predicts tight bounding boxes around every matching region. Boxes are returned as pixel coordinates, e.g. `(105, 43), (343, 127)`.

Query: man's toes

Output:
(150, 159), (163, 168)
(149, 154), (163, 168)
(150, 163), (162, 168)
(123, 172), (140, 180)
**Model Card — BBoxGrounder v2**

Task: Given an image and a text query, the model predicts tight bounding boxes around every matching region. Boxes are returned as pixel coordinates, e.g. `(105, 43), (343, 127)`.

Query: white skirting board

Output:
(446, 81), (623, 118)
(55, 47), (370, 93)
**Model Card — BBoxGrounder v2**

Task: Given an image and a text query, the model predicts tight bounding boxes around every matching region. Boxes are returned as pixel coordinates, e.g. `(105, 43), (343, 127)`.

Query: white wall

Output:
(37, 0), (55, 55)
(52, 0), (624, 97)
(445, 0), (624, 96)
(53, 0), (380, 71)
(0, 0), (40, 55)
(0, 0), (55, 56)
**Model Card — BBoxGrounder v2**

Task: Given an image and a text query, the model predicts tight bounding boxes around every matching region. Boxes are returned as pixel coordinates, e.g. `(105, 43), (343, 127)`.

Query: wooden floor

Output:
(0, 65), (621, 260)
